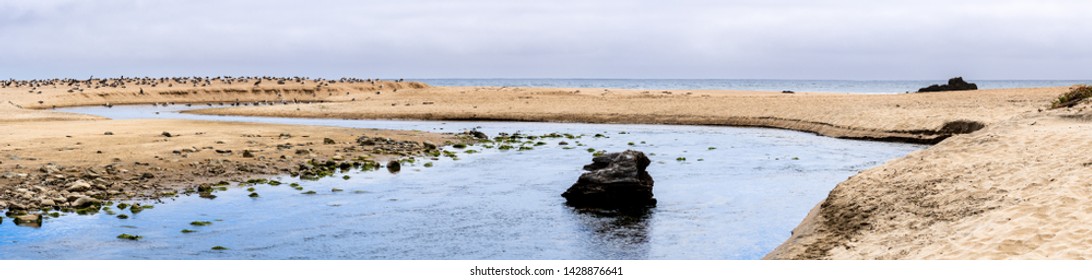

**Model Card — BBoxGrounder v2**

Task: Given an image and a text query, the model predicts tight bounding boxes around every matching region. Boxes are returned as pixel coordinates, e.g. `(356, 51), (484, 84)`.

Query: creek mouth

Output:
(0, 106), (923, 259)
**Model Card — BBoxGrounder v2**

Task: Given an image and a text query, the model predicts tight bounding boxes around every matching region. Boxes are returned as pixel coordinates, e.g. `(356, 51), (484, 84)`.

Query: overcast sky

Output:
(2, 0), (1090, 80)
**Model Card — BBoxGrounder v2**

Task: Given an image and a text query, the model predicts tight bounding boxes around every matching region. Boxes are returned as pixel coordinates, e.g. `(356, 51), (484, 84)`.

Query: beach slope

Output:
(766, 101), (1092, 259)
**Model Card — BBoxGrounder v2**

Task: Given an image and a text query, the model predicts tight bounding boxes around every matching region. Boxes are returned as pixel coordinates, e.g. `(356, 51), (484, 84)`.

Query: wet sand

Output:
(0, 79), (456, 214)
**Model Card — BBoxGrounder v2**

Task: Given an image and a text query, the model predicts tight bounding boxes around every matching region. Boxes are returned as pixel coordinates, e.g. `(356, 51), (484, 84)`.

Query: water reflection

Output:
(569, 208), (652, 259)
(0, 105), (926, 259)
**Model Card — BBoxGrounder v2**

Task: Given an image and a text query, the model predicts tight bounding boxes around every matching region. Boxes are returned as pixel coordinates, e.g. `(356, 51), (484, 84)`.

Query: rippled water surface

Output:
(0, 106), (924, 259)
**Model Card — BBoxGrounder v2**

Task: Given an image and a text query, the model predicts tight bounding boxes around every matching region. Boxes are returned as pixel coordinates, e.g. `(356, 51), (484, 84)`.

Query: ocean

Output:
(416, 79), (1091, 94)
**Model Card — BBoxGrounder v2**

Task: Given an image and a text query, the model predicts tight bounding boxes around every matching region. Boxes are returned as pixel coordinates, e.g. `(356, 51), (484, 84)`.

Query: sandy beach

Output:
(3, 78), (1090, 259)
(766, 101), (1092, 259)
(0, 78), (458, 214)
(188, 86), (1063, 144)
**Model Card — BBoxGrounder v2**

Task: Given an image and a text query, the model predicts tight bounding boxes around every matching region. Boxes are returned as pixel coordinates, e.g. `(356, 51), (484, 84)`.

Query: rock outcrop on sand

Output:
(562, 150), (656, 209)
(917, 77), (978, 92)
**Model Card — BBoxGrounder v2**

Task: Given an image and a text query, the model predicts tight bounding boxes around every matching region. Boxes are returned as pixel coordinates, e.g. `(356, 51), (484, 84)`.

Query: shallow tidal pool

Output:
(0, 106), (924, 259)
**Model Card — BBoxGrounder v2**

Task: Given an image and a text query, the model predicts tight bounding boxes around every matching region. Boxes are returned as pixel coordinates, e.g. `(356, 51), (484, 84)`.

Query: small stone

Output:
(465, 130), (488, 139)
(386, 160), (401, 173)
(66, 180), (92, 192)
(242, 150), (254, 158)
(116, 233), (142, 240)
(72, 196), (101, 208)
(323, 138), (336, 145)
(40, 164), (60, 174)
(104, 131), (114, 135)
(162, 131), (173, 137)
(14, 214), (41, 227)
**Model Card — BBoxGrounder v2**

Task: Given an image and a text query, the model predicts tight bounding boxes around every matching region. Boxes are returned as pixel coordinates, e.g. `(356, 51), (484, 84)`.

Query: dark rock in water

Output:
(562, 150), (656, 209)
(464, 130), (488, 139)
(386, 160), (401, 173)
(917, 77), (978, 93)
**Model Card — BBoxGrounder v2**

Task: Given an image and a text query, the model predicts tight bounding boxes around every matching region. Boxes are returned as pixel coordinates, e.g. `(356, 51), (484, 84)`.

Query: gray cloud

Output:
(2, 0), (1090, 79)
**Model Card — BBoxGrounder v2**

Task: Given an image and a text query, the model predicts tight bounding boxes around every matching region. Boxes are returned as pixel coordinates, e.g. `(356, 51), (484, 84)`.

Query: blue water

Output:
(417, 79), (1091, 94)
(0, 106), (924, 259)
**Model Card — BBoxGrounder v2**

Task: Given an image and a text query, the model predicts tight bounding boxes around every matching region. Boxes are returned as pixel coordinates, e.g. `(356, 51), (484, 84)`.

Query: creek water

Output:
(0, 106), (923, 259)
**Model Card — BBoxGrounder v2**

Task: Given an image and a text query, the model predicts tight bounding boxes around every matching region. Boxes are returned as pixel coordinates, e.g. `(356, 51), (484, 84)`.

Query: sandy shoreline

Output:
(4, 78), (1090, 259)
(0, 79), (461, 222)
(184, 84), (1092, 259)
(765, 101), (1092, 259)
(187, 86), (1064, 144)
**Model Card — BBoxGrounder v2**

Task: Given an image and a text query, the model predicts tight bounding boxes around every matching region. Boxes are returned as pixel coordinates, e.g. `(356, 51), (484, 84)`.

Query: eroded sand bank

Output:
(766, 102), (1092, 259)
